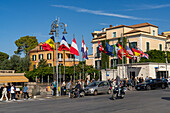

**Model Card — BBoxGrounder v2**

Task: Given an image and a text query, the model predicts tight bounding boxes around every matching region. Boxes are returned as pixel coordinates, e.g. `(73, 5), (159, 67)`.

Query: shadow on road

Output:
(161, 97), (170, 101)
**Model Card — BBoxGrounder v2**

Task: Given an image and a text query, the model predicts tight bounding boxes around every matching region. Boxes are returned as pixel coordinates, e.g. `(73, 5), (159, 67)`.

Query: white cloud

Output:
(125, 4), (170, 11)
(51, 5), (149, 20)
(99, 23), (108, 26)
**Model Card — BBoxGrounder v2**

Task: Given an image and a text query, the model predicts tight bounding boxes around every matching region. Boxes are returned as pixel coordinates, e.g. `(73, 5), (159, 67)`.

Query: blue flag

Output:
(106, 42), (114, 56)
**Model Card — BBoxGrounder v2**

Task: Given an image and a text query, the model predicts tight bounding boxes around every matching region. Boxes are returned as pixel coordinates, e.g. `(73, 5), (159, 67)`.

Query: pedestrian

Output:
(61, 80), (66, 95)
(52, 79), (57, 96)
(0, 85), (8, 101)
(81, 79), (85, 89)
(7, 83), (11, 100)
(167, 76), (170, 88)
(23, 84), (30, 100)
(66, 80), (72, 97)
(145, 76), (149, 81)
(10, 84), (16, 101)
(75, 81), (81, 98)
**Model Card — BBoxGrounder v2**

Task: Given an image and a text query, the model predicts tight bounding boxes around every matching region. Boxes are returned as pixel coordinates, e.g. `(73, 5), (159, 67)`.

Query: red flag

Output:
(70, 38), (79, 56)
(98, 41), (107, 54)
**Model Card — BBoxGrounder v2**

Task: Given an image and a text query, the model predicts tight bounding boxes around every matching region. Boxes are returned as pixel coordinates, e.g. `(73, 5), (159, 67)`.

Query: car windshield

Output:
(88, 82), (99, 87)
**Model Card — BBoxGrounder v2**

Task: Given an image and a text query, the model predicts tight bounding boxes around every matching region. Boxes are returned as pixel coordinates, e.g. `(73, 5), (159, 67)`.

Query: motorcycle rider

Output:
(75, 81), (81, 98)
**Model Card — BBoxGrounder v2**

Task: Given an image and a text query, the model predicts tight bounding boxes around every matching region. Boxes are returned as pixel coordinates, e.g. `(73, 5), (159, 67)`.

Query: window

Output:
(69, 54), (74, 58)
(47, 53), (51, 60)
(130, 42), (137, 49)
(58, 53), (63, 59)
(40, 45), (43, 50)
(146, 42), (150, 51)
(33, 65), (36, 69)
(159, 44), (162, 51)
(96, 47), (100, 58)
(95, 60), (101, 69)
(111, 59), (118, 68)
(112, 32), (116, 37)
(153, 30), (155, 36)
(39, 54), (43, 60)
(48, 63), (52, 67)
(59, 63), (63, 66)
(32, 55), (36, 61)
(129, 57), (137, 63)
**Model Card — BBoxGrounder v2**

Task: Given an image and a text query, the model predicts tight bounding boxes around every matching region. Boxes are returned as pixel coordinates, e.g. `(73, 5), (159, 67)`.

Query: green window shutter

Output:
(97, 47), (99, 58)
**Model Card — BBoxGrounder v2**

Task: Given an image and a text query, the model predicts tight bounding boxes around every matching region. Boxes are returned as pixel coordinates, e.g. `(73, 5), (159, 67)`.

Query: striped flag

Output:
(142, 53), (149, 59)
(58, 36), (70, 51)
(98, 41), (107, 54)
(126, 45), (136, 60)
(42, 36), (55, 51)
(81, 39), (88, 59)
(70, 38), (79, 56)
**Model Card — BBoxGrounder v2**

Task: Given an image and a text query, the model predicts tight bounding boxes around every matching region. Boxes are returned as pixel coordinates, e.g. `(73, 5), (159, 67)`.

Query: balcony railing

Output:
(65, 58), (79, 62)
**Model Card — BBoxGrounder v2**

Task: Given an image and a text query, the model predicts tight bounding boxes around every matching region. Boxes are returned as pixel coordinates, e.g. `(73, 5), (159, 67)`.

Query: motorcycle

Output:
(70, 88), (85, 98)
(112, 86), (126, 100)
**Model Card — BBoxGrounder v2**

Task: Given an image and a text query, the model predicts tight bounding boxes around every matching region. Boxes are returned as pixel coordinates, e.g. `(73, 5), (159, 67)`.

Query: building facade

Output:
(87, 23), (167, 70)
(29, 42), (79, 71)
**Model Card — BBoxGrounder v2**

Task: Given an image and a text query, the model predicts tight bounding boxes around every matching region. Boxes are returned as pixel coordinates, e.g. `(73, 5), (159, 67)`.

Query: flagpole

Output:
(105, 38), (107, 80)
(121, 33), (124, 79)
(82, 35), (84, 80)
(53, 50), (55, 81)
(98, 39), (100, 81)
(73, 34), (76, 84)
(63, 50), (65, 81)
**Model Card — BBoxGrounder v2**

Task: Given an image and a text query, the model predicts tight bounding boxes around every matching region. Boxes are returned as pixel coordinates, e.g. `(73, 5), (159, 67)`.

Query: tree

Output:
(14, 35), (38, 56)
(0, 52), (9, 63)
(140, 50), (170, 63)
(0, 59), (11, 70)
(38, 59), (48, 68)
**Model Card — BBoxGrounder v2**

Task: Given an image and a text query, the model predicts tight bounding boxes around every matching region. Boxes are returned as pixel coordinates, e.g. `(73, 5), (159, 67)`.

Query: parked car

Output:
(84, 81), (111, 95)
(135, 78), (168, 90)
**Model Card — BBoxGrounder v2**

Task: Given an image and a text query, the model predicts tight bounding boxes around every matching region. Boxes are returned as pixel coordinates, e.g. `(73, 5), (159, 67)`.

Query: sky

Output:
(1, 0), (170, 60)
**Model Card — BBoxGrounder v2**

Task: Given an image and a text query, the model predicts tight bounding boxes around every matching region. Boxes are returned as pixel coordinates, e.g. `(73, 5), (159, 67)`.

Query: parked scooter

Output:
(70, 88), (85, 98)
(112, 85), (126, 100)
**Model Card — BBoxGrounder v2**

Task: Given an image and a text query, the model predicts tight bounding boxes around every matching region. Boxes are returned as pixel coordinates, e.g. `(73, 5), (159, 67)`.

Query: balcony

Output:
(65, 58), (79, 62)
(58, 58), (63, 62)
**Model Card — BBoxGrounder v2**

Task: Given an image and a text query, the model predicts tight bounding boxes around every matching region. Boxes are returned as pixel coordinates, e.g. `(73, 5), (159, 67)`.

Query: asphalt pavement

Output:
(0, 88), (170, 113)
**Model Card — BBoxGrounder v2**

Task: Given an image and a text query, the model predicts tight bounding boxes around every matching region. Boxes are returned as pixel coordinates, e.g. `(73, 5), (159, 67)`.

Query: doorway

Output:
(156, 71), (168, 79)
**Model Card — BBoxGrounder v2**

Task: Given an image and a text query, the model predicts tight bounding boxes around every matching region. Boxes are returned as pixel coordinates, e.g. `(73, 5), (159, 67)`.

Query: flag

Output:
(113, 44), (119, 57)
(70, 38), (79, 56)
(106, 42), (113, 56)
(81, 39), (88, 59)
(98, 41), (107, 54)
(118, 44), (131, 59)
(58, 36), (70, 51)
(42, 36), (55, 51)
(131, 48), (141, 56)
(136, 47), (144, 55)
(142, 53), (149, 59)
(126, 45), (136, 60)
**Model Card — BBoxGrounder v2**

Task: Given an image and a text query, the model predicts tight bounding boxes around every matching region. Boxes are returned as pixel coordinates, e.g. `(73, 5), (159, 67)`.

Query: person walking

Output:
(67, 80), (72, 97)
(23, 84), (30, 100)
(75, 81), (81, 98)
(10, 84), (16, 101)
(52, 79), (57, 96)
(0, 85), (8, 101)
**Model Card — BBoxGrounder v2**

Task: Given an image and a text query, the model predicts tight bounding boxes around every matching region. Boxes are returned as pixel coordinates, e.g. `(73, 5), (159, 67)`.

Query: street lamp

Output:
(49, 18), (67, 96)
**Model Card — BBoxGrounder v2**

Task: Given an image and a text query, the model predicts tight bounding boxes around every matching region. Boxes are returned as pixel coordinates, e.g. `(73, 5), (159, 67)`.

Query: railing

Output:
(65, 58), (79, 62)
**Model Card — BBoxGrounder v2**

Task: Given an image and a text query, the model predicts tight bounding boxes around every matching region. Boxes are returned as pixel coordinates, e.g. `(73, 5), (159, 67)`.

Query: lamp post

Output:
(165, 39), (168, 78)
(49, 18), (67, 96)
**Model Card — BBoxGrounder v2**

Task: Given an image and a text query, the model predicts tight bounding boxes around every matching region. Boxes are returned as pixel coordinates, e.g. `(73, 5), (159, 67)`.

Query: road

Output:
(0, 88), (170, 113)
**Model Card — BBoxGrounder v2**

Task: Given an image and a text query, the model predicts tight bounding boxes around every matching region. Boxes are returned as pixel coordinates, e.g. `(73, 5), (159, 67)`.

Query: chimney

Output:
(109, 25), (112, 28)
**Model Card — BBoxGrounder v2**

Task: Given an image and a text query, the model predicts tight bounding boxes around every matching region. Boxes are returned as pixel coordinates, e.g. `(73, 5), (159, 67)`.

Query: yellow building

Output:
(87, 22), (167, 69)
(162, 31), (170, 51)
(29, 42), (79, 71)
